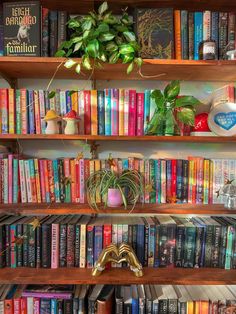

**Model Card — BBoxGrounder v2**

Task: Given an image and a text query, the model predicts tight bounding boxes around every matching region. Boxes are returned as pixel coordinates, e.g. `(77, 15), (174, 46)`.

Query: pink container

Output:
(107, 188), (123, 207)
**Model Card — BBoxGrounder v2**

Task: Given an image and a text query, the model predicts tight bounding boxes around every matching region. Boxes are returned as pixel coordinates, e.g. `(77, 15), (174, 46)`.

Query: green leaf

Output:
(105, 41), (118, 52)
(151, 90), (165, 110)
(115, 36), (123, 45)
(68, 90), (77, 96)
(103, 15), (119, 25)
(176, 107), (195, 126)
(65, 49), (73, 57)
(175, 96), (201, 108)
(82, 56), (92, 70)
(73, 41), (83, 53)
(71, 36), (83, 43)
(119, 44), (135, 54)
(55, 50), (66, 57)
(64, 59), (77, 68)
(99, 52), (107, 62)
(121, 53), (134, 63)
(82, 19), (92, 31)
(115, 25), (129, 32)
(127, 61), (134, 74)
(98, 33), (115, 42)
(97, 23), (109, 34)
(123, 31), (136, 42)
(75, 63), (81, 74)
(98, 2), (108, 15)
(109, 51), (120, 64)
(83, 30), (90, 39)
(86, 39), (99, 58)
(64, 40), (74, 49)
(164, 80), (180, 99)
(67, 19), (81, 29)
(48, 91), (56, 99)
(134, 57), (143, 67)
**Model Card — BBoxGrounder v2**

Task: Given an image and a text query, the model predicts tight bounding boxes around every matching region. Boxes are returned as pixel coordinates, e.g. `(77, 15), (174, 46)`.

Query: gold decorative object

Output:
(92, 243), (143, 277)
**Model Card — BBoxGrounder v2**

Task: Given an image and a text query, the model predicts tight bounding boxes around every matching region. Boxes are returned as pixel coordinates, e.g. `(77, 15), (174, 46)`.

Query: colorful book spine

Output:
(104, 89), (111, 135)
(8, 89), (15, 134)
(91, 90), (98, 135)
(13, 158), (19, 203)
(38, 90), (46, 134)
(136, 92), (144, 136)
(0, 89), (8, 134)
(28, 90), (35, 134)
(34, 90), (41, 134)
(8, 154), (13, 204)
(97, 90), (105, 135)
(124, 89), (129, 136)
(21, 89), (28, 135)
(174, 10), (181, 59)
(194, 12), (203, 60)
(118, 89), (124, 136)
(15, 89), (21, 134)
(111, 88), (119, 136)
(181, 10), (188, 59)
(144, 90), (150, 134)
(128, 90), (137, 136)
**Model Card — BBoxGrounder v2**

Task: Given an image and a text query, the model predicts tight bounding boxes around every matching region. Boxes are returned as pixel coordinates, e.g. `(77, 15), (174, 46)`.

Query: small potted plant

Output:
(145, 80), (201, 136)
(86, 168), (144, 210)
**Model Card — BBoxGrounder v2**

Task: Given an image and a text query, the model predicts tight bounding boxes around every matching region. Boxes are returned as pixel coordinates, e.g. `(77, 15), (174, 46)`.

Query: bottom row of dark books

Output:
(1, 284), (236, 314)
(0, 214), (236, 270)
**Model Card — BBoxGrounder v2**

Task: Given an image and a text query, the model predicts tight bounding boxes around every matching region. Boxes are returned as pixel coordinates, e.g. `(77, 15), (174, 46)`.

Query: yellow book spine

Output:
(71, 91), (78, 112)
(119, 89), (124, 135)
(70, 159), (76, 203)
(203, 159), (210, 204)
(94, 159), (101, 203)
(34, 158), (41, 203)
(187, 301), (194, 314)
(8, 89), (15, 134)
(91, 90), (98, 135)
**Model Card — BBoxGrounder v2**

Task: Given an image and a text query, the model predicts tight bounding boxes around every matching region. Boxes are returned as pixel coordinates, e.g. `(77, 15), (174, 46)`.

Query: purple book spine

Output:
(22, 292), (72, 299)
(94, 225), (103, 264)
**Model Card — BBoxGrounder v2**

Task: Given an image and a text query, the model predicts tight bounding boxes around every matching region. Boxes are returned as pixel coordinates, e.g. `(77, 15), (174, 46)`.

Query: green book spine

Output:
(15, 89), (21, 134)
(149, 159), (156, 203)
(183, 226), (196, 268)
(225, 226), (234, 269)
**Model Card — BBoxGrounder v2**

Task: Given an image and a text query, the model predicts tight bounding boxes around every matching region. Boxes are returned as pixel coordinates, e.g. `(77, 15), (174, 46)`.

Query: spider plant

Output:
(86, 169), (144, 210)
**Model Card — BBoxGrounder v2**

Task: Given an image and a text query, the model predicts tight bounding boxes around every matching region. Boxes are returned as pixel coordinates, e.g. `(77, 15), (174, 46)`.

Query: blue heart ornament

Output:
(214, 112), (236, 130)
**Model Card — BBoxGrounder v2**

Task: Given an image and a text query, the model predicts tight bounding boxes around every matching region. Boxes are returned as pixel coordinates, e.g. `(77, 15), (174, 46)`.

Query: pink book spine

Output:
(20, 89), (28, 135)
(34, 91), (41, 134)
(111, 88), (119, 135)
(79, 159), (85, 203)
(33, 298), (40, 314)
(13, 299), (20, 314)
(39, 160), (46, 202)
(51, 223), (59, 268)
(124, 90), (129, 136)
(128, 90), (136, 136)
(8, 154), (13, 204)
(136, 92), (144, 136)
(75, 159), (80, 203)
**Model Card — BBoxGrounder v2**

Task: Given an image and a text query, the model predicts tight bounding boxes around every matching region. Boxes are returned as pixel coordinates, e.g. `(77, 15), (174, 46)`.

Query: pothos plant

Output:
(145, 80), (201, 136)
(56, 2), (142, 74)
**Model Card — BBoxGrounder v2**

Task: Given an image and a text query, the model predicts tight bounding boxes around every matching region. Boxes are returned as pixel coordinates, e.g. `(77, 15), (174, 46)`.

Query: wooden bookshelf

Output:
(0, 134), (236, 143)
(1, 58), (236, 84)
(0, 203), (234, 215)
(0, 268), (235, 284)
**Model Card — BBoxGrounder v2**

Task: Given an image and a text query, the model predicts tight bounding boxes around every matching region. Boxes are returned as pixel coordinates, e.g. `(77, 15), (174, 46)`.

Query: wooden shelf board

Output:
(1, 203), (235, 215)
(0, 268), (235, 284)
(1, 58), (236, 82)
(0, 134), (235, 143)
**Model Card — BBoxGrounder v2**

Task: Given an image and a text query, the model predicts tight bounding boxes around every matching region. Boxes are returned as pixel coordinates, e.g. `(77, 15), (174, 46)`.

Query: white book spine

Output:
(78, 91), (85, 135)
(24, 160), (32, 203)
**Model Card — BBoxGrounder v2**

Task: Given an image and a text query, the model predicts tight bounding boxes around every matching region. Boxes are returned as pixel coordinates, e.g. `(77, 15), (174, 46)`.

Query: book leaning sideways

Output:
(3, 1), (41, 56)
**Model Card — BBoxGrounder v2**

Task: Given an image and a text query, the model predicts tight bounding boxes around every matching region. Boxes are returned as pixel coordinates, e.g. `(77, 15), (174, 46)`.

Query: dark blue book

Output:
(211, 12), (219, 59)
(155, 159), (161, 204)
(27, 90), (35, 134)
(176, 159), (183, 203)
(97, 90), (105, 135)
(94, 225), (103, 264)
(86, 224), (94, 268)
(136, 223), (145, 266)
(182, 219), (196, 268)
(131, 286), (139, 314)
(49, 10), (58, 57)
(181, 10), (189, 59)
(41, 298), (51, 314)
(194, 12), (203, 60)
(66, 90), (72, 113)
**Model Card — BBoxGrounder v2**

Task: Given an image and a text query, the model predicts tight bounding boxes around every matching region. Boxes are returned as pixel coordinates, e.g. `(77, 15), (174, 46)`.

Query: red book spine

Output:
(128, 90), (137, 136)
(39, 159), (46, 202)
(20, 298), (27, 314)
(13, 299), (21, 314)
(0, 88), (9, 134)
(4, 300), (13, 314)
(136, 92), (144, 136)
(33, 298), (40, 314)
(84, 90), (91, 135)
(171, 159), (177, 202)
(47, 159), (55, 202)
(75, 159), (80, 203)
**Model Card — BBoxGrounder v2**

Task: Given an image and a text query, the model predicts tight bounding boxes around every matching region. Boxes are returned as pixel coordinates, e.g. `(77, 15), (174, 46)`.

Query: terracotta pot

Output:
(107, 188), (123, 207)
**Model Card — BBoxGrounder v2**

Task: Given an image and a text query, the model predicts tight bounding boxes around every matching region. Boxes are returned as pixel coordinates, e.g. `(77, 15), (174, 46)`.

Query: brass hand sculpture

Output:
(92, 243), (143, 277)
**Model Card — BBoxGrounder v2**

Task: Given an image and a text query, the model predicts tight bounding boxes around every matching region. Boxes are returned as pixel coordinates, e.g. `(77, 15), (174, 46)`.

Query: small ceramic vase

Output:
(43, 110), (61, 134)
(63, 110), (80, 135)
(107, 188), (123, 207)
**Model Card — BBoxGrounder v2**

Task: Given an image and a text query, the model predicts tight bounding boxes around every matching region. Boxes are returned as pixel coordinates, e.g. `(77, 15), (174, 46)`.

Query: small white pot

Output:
(45, 119), (59, 134)
(63, 118), (78, 135)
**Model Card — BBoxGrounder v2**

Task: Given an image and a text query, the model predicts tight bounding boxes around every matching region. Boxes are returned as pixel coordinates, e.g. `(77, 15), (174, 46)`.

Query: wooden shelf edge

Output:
(0, 134), (235, 143)
(0, 268), (235, 284)
(1, 203), (235, 215)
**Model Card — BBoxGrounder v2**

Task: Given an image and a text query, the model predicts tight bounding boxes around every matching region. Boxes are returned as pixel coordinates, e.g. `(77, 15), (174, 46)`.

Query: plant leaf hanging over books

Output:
(56, 2), (142, 74)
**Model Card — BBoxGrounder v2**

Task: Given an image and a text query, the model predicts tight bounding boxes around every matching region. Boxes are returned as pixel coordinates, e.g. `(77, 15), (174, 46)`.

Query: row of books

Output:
(1, 284), (236, 314)
(0, 154), (233, 205)
(0, 214), (236, 269)
(2, 284), (236, 314)
(1, 84), (236, 136)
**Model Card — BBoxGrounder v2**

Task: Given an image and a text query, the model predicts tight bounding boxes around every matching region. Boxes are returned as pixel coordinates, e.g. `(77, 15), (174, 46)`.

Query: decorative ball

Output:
(193, 112), (210, 132)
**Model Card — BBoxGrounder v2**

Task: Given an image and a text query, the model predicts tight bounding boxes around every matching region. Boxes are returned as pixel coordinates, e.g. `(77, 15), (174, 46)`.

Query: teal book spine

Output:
(97, 90), (105, 135)
(104, 88), (111, 135)
(53, 159), (60, 203)
(15, 89), (21, 134)
(13, 158), (19, 204)
(194, 12), (203, 60)
(144, 90), (150, 134)
(181, 10), (189, 59)
(183, 226), (196, 268)
(148, 223), (156, 267)
(122, 159), (129, 170)
(225, 226), (234, 269)
(51, 299), (57, 314)
(149, 159), (156, 203)
(156, 159), (161, 203)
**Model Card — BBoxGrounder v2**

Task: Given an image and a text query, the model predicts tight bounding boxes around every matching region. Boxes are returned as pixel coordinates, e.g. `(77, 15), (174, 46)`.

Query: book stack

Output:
(0, 214), (236, 269)
(0, 86), (235, 136)
(0, 154), (234, 205)
(0, 284), (236, 314)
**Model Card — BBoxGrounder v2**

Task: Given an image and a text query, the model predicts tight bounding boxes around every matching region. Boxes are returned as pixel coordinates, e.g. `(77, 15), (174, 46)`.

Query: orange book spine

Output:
(71, 91), (78, 112)
(34, 90), (41, 134)
(34, 158), (41, 203)
(4, 300), (13, 314)
(8, 88), (15, 134)
(174, 10), (182, 59)
(70, 159), (76, 203)
(200, 301), (209, 314)
(91, 90), (98, 135)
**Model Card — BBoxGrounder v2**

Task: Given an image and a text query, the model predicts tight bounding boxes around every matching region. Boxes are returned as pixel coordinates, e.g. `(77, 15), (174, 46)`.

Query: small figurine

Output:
(63, 110), (80, 135)
(190, 112), (214, 136)
(43, 110), (61, 134)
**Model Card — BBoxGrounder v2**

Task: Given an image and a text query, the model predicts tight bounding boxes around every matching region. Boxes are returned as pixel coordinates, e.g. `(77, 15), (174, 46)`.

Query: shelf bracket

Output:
(0, 71), (17, 89)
